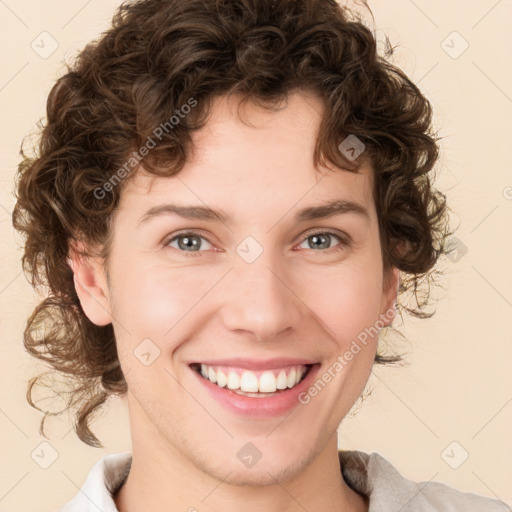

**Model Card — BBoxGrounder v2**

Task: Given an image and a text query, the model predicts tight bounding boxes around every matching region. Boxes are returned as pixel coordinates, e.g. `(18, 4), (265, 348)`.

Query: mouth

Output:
(189, 362), (314, 398)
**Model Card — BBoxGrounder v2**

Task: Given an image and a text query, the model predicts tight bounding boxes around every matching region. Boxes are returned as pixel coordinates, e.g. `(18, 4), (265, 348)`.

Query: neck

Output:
(114, 440), (368, 512)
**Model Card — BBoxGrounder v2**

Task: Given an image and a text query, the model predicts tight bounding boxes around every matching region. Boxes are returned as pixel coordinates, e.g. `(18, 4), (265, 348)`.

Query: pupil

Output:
(179, 235), (200, 251)
(311, 234), (329, 250)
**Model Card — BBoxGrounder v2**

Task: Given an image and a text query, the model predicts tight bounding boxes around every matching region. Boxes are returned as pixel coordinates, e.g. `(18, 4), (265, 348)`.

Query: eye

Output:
(297, 230), (348, 252)
(163, 229), (349, 256)
(164, 231), (214, 253)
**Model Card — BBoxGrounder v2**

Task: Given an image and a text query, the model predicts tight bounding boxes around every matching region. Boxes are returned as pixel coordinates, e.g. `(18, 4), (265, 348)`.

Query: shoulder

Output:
(338, 450), (510, 512)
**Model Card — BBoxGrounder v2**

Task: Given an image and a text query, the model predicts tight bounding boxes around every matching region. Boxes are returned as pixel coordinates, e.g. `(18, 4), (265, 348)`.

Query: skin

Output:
(70, 90), (399, 512)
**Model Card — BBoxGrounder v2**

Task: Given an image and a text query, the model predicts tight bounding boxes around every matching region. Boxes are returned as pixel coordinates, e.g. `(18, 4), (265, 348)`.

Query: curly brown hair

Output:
(12, 0), (452, 448)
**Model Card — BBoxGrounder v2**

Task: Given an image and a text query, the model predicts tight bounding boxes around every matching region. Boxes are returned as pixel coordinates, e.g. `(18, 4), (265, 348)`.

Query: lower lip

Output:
(190, 364), (321, 417)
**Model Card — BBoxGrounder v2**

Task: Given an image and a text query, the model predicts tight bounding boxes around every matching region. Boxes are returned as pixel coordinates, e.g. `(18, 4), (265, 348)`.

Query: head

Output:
(12, 0), (450, 479)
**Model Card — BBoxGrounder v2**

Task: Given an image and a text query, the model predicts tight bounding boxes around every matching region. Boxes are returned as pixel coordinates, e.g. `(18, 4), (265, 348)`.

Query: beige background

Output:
(1, 1), (511, 511)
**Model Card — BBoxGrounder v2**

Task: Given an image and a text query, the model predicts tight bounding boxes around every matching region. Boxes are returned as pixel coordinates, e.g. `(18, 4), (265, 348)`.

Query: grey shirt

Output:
(58, 450), (510, 511)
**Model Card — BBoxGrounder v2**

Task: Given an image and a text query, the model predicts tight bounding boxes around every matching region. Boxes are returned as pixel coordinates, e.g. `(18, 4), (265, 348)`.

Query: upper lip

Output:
(189, 357), (318, 371)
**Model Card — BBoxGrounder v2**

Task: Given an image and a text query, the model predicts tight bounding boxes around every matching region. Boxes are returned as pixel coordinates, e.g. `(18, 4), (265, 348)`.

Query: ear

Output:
(379, 265), (400, 327)
(67, 240), (113, 326)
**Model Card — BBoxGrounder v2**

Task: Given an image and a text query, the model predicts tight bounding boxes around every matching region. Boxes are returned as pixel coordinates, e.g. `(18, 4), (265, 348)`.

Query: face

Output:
(75, 91), (398, 486)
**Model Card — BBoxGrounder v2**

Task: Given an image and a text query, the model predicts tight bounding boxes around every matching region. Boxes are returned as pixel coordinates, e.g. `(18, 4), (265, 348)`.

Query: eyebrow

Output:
(137, 198), (370, 226)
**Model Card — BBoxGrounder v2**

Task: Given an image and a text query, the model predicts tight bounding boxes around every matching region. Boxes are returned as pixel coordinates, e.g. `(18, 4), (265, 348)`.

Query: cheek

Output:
(109, 265), (214, 388)
(110, 262), (222, 342)
(299, 257), (384, 345)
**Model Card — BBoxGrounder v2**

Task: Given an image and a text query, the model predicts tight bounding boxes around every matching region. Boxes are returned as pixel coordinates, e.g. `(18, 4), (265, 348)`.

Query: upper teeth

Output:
(199, 364), (307, 393)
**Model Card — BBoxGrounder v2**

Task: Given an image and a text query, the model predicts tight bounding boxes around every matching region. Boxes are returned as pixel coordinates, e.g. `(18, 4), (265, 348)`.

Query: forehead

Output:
(119, 92), (375, 221)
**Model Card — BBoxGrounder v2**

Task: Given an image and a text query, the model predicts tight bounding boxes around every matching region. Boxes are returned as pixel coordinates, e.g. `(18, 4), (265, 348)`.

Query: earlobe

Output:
(67, 241), (112, 327)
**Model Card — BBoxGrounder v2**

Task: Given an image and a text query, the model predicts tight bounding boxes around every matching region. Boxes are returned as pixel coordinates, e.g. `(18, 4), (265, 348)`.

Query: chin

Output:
(196, 443), (314, 488)
(212, 457), (307, 488)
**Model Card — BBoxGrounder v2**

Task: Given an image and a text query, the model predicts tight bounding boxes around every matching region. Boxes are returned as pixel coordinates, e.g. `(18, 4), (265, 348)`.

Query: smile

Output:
(190, 363), (312, 396)
(189, 359), (321, 417)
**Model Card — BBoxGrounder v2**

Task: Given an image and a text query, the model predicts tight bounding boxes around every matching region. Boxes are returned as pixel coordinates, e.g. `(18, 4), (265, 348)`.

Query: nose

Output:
(218, 254), (303, 342)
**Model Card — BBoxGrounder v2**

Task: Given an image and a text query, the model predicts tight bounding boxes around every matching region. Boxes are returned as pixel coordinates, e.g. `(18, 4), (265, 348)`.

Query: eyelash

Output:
(163, 229), (350, 256)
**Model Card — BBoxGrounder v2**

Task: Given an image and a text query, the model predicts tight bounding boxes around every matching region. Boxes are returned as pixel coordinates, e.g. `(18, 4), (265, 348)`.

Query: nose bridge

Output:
(219, 250), (302, 341)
